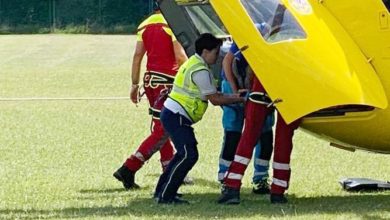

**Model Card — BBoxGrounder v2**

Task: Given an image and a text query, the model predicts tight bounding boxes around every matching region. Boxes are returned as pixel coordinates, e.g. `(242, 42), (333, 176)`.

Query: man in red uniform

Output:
(218, 75), (301, 204)
(113, 2), (188, 190)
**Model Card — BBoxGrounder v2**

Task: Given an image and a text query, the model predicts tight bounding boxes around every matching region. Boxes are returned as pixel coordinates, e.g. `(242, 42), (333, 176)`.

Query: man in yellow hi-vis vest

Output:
(154, 33), (246, 204)
(113, 2), (188, 190)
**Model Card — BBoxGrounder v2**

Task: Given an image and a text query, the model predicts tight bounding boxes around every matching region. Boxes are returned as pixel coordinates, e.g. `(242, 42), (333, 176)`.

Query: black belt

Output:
(149, 107), (161, 119)
(248, 92), (272, 105)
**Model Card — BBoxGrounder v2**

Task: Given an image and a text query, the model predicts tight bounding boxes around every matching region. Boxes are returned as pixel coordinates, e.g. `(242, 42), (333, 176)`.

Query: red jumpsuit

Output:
(124, 14), (179, 172)
(223, 76), (301, 195)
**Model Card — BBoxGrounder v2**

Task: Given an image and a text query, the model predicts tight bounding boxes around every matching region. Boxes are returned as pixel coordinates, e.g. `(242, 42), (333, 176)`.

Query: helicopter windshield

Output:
(240, 0), (307, 43)
(384, 0), (390, 11)
(183, 4), (229, 38)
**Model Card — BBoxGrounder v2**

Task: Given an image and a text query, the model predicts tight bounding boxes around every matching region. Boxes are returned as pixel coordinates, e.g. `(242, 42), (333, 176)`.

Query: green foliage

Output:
(1, 35), (390, 220)
(0, 0), (49, 26)
(0, 24), (51, 34)
(0, 0), (150, 34)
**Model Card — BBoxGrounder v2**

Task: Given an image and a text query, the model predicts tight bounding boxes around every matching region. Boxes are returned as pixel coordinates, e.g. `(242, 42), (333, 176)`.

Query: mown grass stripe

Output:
(0, 97), (129, 101)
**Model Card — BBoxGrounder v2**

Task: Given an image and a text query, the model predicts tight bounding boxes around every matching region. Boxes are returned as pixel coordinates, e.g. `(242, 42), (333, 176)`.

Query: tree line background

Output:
(0, 0), (153, 34)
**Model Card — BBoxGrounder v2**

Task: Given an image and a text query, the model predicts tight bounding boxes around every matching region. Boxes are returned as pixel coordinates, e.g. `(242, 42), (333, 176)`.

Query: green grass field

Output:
(1, 35), (389, 220)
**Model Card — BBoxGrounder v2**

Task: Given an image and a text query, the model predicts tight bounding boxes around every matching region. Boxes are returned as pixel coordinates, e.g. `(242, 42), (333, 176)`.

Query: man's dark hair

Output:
(195, 33), (223, 55)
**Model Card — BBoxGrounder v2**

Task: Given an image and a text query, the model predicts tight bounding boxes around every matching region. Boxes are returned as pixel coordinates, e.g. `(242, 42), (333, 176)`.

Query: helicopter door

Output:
(159, 0), (199, 56)
(159, 0), (230, 55)
(210, 0), (387, 124)
(159, 0), (231, 84)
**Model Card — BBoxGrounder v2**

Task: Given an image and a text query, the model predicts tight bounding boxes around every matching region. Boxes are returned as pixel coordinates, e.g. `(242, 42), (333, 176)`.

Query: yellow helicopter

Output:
(159, 0), (390, 154)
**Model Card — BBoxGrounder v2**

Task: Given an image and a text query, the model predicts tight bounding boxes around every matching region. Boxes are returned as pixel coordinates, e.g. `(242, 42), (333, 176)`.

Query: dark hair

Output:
(195, 33), (223, 56)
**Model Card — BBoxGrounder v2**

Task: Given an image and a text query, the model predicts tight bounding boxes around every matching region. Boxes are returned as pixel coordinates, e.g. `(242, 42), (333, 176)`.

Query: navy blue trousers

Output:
(154, 107), (199, 201)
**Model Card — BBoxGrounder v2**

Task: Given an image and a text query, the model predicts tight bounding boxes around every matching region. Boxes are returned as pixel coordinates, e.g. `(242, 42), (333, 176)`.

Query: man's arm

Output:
(222, 51), (239, 93)
(130, 41), (146, 104)
(173, 41), (188, 66)
(206, 92), (245, 106)
(192, 70), (245, 106)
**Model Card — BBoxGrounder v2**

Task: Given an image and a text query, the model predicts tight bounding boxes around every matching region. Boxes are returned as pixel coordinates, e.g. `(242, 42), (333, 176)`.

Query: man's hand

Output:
(130, 84), (140, 104)
(237, 89), (249, 98)
(130, 41), (145, 104)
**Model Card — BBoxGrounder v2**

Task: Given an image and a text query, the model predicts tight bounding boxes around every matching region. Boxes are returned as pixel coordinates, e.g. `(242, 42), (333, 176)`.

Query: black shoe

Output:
(217, 186), (240, 205)
(157, 197), (190, 205)
(252, 179), (270, 194)
(176, 192), (184, 198)
(182, 176), (194, 185)
(113, 166), (140, 190)
(270, 193), (288, 204)
(219, 182), (225, 193)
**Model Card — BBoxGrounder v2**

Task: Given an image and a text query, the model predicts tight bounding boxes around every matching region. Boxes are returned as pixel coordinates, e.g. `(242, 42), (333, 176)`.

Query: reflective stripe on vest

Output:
(169, 55), (209, 123)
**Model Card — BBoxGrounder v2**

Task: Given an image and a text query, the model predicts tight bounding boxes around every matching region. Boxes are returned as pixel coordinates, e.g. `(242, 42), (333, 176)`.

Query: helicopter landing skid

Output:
(340, 178), (390, 191)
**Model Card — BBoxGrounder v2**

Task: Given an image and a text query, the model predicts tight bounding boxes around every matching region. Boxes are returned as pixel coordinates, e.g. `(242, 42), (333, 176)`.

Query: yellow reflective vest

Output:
(169, 55), (210, 123)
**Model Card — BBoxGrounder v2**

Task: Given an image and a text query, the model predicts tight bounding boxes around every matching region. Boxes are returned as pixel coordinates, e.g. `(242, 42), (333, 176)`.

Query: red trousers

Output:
(124, 72), (175, 172)
(224, 76), (301, 194)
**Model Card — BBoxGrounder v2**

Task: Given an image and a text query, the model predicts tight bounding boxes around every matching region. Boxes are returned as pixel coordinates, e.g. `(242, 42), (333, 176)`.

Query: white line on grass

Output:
(0, 97), (130, 101)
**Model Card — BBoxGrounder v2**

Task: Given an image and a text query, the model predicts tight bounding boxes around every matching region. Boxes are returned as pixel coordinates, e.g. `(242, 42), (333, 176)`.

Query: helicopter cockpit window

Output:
(240, 0), (307, 43)
(383, 0), (390, 11)
(182, 4), (229, 38)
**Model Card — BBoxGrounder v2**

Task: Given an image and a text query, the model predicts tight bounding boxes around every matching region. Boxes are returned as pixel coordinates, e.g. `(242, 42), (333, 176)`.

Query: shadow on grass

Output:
(1, 191), (389, 219)
(76, 185), (155, 201)
(145, 174), (221, 189)
(1, 177), (389, 219)
(79, 188), (127, 194)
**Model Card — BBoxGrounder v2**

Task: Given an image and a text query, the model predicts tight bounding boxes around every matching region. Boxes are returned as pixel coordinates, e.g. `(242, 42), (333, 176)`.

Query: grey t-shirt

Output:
(192, 69), (217, 101)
